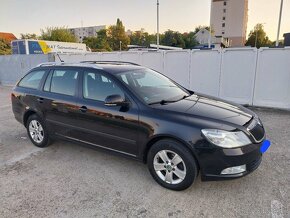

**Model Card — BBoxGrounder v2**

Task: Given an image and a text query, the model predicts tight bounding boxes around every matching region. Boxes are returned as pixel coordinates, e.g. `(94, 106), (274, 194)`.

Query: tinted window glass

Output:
(116, 68), (189, 104)
(83, 72), (124, 101)
(18, 70), (46, 89)
(50, 70), (78, 96)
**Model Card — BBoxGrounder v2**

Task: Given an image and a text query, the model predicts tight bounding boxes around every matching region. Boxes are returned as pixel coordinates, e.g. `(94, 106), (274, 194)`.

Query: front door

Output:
(75, 70), (140, 157)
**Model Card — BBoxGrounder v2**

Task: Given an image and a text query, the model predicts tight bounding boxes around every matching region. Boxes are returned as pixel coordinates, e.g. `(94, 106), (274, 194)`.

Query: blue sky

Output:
(1, 0), (289, 40)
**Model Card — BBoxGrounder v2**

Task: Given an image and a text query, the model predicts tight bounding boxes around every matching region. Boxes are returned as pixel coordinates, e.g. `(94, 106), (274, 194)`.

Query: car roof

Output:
(36, 61), (145, 74)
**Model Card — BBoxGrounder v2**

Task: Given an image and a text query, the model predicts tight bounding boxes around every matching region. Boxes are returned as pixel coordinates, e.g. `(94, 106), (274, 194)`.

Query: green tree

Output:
(245, 24), (272, 48)
(161, 30), (185, 48)
(107, 19), (130, 51)
(0, 38), (11, 55)
(129, 31), (156, 47)
(83, 29), (111, 52)
(40, 27), (77, 42)
(20, 33), (38, 40)
(182, 32), (199, 49)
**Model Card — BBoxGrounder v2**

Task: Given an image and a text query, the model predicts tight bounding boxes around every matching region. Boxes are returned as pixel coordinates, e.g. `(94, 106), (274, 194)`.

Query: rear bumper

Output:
(195, 140), (263, 181)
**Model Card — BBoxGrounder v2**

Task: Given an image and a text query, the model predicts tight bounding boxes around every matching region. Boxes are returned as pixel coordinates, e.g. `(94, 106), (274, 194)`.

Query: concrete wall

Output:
(0, 54), (50, 85)
(0, 48), (289, 110)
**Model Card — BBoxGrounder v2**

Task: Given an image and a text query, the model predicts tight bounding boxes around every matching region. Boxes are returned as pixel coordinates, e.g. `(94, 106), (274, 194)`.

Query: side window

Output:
(50, 70), (79, 96)
(18, 70), (46, 89)
(83, 71), (124, 101)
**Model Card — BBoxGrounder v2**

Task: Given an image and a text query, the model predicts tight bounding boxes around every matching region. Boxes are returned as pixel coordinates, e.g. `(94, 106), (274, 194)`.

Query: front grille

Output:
(246, 118), (265, 142)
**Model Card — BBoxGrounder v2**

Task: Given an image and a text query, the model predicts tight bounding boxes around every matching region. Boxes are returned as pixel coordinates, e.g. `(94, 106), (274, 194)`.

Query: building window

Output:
(222, 23), (225, 28)
(222, 31), (225, 35)
(224, 1), (227, 6)
(223, 16), (226, 20)
(223, 9), (226, 13)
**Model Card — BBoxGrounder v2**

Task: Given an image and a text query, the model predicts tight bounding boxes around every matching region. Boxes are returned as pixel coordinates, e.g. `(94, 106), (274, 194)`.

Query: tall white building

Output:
(210, 0), (248, 47)
(69, 25), (106, 42)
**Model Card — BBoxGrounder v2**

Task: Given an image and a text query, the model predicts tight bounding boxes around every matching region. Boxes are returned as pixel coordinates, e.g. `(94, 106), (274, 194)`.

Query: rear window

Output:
(44, 70), (79, 96)
(18, 70), (46, 89)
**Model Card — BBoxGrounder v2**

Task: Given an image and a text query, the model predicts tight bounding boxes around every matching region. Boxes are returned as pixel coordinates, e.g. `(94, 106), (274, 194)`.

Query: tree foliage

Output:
(83, 29), (111, 52)
(107, 19), (130, 51)
(40, 27), (77, 42)
(0, 39), (11, 55)
(245, 24), (272, 48)
(182, 32), (199, 49)
(20, 33), (38, 40)
(129, 31), (156, 47)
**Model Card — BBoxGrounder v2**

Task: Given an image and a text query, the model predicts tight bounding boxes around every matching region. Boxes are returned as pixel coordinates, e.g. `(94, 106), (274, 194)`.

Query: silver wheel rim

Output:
(153, 150), (186, 185)
(29, 120), (44, 144)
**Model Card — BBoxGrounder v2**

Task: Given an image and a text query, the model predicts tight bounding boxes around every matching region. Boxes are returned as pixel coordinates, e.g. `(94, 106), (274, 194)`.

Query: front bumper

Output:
(195, 140), (263, 181)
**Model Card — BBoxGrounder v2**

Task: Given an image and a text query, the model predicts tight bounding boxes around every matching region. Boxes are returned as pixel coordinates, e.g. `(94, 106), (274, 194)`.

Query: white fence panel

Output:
(219, 48), (257, 104)
(0, 55), (49, 85)
(164, 50), (191, 88)
(120, 52), (141, 65)
(141, 52), (164, 73)
(101, 52), (121, 61)
(253, 48), (290, 109)
(190, 50), (221, 96)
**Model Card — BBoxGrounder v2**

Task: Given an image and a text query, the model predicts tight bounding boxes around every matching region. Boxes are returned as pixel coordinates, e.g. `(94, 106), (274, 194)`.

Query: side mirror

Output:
(105, 95), (129, 107)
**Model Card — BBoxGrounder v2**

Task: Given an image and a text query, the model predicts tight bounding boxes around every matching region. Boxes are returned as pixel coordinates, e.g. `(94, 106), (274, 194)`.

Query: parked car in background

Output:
(11, 61), (267, 190)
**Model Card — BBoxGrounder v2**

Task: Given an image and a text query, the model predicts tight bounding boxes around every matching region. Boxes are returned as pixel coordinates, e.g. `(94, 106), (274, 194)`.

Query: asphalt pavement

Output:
(0, 85), (289, 218)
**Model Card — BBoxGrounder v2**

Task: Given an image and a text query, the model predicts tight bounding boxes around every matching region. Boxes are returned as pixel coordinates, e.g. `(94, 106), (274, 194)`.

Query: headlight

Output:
(201, 129), (251, 148)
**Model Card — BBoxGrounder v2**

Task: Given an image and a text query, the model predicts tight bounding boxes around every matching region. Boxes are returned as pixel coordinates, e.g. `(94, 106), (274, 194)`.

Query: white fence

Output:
(0, 48), (290, 109)
(0, 54), (50, 85)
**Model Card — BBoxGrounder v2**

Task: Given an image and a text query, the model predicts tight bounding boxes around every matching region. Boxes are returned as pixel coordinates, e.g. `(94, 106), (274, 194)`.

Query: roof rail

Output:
(36, 62), (60, 67)
(80, 61), (140, 66)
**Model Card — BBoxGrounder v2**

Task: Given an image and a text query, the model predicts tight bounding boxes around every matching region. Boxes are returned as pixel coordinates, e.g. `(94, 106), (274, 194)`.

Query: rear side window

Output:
(18, 70), (46, 89)
(44, 70), (79, 96)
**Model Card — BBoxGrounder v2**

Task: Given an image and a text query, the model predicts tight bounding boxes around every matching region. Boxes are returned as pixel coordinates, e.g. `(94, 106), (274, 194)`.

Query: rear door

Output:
(38, 67), (80, 137)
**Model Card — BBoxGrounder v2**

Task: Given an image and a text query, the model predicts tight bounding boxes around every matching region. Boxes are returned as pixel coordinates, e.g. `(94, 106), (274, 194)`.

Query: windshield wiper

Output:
(148, 95), (190, 105)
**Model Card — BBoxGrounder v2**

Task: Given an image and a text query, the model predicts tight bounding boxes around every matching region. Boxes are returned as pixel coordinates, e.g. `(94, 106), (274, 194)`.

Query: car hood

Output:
(151, 93), (254, 126)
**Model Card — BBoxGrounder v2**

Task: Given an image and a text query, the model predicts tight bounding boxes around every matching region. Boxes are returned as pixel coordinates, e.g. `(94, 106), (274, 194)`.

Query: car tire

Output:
(26, 114), (51, 148)
(147, 139), (198, 191)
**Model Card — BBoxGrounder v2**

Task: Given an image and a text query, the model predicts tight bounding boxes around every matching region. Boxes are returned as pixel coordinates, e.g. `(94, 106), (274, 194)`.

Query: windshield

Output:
(116, 68), (190, 105)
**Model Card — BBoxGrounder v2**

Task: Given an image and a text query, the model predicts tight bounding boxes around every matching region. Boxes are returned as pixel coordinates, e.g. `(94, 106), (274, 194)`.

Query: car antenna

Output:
(56, 53), (64, 63)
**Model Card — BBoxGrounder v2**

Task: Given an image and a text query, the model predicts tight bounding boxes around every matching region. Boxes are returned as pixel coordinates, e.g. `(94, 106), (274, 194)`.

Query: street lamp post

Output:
(209, 0), (212, 48)
(276, 0), (284, 47)
(157, 0), (160, 51)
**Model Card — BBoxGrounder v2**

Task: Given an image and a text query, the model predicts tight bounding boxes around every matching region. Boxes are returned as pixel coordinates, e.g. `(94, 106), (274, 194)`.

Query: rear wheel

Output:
(26, 114), (51, 148)
(147, 139), (198, 191)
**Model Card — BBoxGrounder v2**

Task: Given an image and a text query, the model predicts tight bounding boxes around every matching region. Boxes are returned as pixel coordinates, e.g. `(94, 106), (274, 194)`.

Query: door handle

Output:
(79, 106), (88, 113)
(37, 98), (44, 103)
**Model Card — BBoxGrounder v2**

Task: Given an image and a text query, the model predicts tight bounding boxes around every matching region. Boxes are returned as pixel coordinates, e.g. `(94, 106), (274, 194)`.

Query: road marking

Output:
(271, 200), (284, 218)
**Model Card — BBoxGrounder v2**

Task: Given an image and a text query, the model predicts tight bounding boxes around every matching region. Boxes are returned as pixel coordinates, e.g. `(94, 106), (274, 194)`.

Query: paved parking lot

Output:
(0, 85), (289, 218)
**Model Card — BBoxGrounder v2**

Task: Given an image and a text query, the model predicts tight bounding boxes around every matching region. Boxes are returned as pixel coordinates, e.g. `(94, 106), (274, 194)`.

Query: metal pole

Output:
(276, 0), (284, 47)
(157, 0), (160, 51)
(120, 41), (122, 51)
(209, 0), (212, 48)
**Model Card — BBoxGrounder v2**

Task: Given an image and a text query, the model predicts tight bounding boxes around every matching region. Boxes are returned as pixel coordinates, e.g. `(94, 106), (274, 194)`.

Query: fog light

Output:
(221, 165), (246, 175)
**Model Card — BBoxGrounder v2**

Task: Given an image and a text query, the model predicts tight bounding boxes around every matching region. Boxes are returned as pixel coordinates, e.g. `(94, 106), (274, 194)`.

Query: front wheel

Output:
(26, 114), (51, 148)
(147, 139), (198, 191)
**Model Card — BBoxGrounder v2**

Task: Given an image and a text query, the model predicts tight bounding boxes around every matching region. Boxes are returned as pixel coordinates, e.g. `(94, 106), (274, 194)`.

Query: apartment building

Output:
(69, 25), (106, 42)
(210, 0), (248, 47)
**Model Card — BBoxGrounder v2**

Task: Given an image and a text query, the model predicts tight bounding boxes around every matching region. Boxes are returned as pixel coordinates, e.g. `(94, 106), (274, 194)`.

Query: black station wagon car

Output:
(11, 61), (267, 190)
